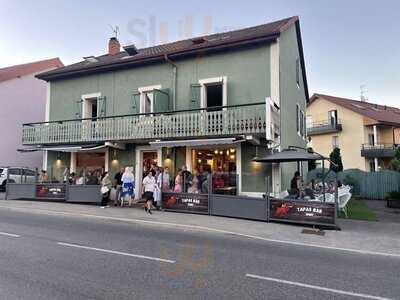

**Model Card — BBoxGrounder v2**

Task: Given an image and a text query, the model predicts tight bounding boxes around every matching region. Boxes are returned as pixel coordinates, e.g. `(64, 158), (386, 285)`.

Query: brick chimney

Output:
(108, 37), (120, 55)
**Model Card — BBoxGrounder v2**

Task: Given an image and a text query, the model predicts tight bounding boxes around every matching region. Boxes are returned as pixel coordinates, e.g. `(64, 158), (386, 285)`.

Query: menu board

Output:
(36, 184), (66, 200)
(162, 192), (209, 214)
(269, 199), (335, 225)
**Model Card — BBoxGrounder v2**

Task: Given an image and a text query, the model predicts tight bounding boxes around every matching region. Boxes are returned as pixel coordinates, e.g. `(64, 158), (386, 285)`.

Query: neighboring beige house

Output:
(307, 93), (400, 172)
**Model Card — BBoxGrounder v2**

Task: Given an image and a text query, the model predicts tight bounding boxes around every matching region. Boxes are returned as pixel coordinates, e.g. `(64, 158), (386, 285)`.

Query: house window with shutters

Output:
(132, 85), (170, 115)
(80, 92), (104, 119)
(198, 76), (228, 110)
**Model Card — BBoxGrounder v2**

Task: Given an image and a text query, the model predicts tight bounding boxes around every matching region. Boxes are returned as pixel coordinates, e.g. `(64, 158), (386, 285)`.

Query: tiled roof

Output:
(36, 16), (299, 81)
(310, 93), (400, 126)
(0, 58), (63, 83)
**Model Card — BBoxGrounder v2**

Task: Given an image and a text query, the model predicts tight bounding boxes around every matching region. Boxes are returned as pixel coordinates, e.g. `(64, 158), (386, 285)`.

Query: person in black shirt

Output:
(289, 171), (301, 197)
(114, 167), (124, 205)
(181, 165), (192, 193)
(114, 168), (124, 186)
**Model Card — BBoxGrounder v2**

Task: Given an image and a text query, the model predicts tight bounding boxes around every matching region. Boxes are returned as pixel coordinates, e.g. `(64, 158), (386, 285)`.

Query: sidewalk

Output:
(0, 199), (399, 257)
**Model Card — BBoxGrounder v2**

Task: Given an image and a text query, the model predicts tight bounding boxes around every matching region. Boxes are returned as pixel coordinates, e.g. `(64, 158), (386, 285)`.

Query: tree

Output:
(390, 148), (400, 172)
(329, 147), (343, 172)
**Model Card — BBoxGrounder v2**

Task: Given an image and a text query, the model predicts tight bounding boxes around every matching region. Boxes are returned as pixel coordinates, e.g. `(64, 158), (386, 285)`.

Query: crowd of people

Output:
(288, 171), (340, 200)
(37, 163), (235, 213)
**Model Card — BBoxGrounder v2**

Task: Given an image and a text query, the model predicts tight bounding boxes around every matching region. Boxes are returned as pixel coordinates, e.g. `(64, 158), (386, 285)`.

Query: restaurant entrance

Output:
(135, 146), (162, 199)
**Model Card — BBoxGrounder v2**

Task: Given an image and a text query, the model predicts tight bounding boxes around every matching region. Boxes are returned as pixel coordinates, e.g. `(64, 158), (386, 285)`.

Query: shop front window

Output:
(75, 152), (105, 185)
(190, 147), (237, 195)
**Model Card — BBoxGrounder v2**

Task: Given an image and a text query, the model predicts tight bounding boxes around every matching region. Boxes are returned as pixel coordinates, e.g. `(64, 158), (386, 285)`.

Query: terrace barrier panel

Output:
(210, 194), (268, 221)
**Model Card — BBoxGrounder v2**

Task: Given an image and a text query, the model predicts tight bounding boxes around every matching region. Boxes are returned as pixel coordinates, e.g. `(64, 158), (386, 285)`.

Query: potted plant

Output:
(385, 191), (400, 208)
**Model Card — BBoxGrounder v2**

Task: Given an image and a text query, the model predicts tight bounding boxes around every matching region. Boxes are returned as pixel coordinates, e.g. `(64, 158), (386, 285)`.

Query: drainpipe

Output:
(164, 54), (177, 111)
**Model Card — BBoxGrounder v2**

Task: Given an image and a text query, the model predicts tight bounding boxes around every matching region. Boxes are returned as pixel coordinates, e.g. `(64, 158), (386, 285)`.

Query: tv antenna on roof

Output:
(109, 25), (120, 38)
(360, 84), (368, 102)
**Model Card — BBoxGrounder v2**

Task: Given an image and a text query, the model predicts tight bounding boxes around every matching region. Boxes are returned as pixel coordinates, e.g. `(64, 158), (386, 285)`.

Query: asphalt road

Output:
(0, 208), (399, 300)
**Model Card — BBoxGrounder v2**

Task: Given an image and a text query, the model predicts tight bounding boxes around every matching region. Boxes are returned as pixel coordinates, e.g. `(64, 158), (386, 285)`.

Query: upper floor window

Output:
(296, 58), (300, 88)
(329, 110), (338, 126)
(199, 76), (228, 111)
(296, 104), (305, 138)
(80, 92), (105, 120)
(300, 110), (304, 137)
(138, 85), (162, 114)
(143, 92), (153, 114)
(306, 115), (313, 129)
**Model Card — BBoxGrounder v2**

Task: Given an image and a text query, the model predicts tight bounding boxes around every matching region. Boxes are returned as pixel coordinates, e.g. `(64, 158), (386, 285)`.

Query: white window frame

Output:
(81, 92), (101, 119)
(198, 76), (227, 109)
(296, 104), (301, 136)
(138, 84), (162, 114)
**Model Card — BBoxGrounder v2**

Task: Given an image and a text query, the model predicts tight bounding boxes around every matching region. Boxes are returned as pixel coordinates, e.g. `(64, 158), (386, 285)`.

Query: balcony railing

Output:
(307, 119), (342, 136)
(361, 144), (398, 158)
(22, 102), (267, 145)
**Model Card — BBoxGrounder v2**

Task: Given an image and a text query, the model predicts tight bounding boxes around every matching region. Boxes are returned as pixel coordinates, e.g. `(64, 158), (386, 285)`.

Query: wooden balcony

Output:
(22, 103), (267, 145)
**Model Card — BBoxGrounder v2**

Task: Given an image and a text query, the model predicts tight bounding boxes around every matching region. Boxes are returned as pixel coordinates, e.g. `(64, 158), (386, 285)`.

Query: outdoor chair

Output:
(316, 193), (335, 203)
(338, 192), (352, 218)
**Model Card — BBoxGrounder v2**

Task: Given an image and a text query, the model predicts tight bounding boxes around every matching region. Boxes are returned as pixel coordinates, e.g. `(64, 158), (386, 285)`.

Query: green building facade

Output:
(23, 16), (309, 197)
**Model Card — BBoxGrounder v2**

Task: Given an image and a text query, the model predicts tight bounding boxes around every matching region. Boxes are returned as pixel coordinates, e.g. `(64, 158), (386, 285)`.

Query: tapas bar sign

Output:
(269, 199), (335, 225)
(162, 192), (209, 214)
(36, 184), (66, 200)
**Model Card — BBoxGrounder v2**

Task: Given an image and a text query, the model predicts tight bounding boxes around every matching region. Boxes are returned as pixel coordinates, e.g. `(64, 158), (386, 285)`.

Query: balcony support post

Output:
(70, 152), (77, 173)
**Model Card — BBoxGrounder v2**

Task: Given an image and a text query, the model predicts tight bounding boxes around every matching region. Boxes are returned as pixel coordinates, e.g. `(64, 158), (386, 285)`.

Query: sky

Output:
(1, 0), (399, 107)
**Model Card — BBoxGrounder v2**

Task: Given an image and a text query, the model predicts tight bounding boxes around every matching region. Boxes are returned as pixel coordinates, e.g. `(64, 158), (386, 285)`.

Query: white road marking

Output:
(245, 274), (393, 300)
(1, 205), (400, 258)
(57, 242), (175, 264)
(0, 231), (20, 238)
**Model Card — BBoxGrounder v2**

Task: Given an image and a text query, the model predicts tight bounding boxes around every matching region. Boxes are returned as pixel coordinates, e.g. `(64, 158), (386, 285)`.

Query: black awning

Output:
(253, 148), (326, 163)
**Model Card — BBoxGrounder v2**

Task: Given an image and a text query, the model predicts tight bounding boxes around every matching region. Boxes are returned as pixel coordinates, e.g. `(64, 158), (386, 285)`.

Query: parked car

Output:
(0, 167), (37, 191)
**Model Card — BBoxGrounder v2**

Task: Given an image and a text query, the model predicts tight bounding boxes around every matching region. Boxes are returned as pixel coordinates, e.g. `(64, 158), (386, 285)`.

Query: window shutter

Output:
(131, 91), (140, 114)
(296, 104), (299, 133)
(97, 96), (107, 118)
(153, 88), (170, 113)
(190, 84), (201, 109)
(75, 99), (82, 119)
